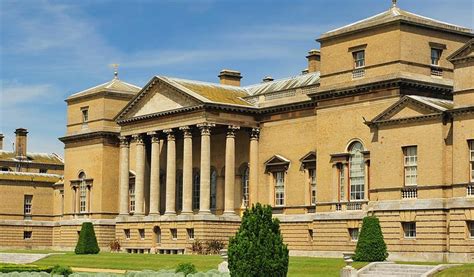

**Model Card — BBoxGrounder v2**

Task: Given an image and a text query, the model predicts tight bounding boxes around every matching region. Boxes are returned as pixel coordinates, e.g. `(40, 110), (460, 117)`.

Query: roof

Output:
(163, 77), (252, 106)
(0, 151), (64, 165)
(406, 95), (454, 111)
(67, 77), (141, 100)
(320, 5), (473, 40)
(0, 171), (62, 183)
(447, 38), (474, 62)
(245, 72), (320, 96)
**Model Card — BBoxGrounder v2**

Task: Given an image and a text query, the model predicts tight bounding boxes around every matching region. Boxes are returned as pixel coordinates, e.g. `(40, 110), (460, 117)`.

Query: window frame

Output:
(469, 141), (474, 183)
(274, 171), (285, 207)
(468, 221), (474, 238)
(138, 229), (145, 240)
(129, 182), (135, 213)
(353, 50), (365, 69)
(210, 168), (217, 210)
(23, 231), (32, 240)
(24, 195), (33, 215)
(309, 168), (317, 205)
(176, 170), (183, 212)
(81, 107), (89, 124)
(124, 229), (130, 240)
(187, 228), (195, 240)
(403, 222), (416, 238)
(349, 142), (365, 201)
(170, 228), (178, 240)
(242, 167), (250, 208)
(403, 146), (418, 186)
(193, 171), (200, 210)
(338, 163), (346, 202)
(349, 228), (359, 241)
(431, 48), (442, 66)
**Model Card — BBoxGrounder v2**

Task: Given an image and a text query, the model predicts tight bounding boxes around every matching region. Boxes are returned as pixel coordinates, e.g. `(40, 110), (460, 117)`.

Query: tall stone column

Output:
(249, 128), (260, 206)
(180, 126), (193, 215)
(119, 136), (130, 215)
(133, 134), (145, 216)
(164, 129), (176, 215)
(224, 126), (240, 215)
(148, 132), (160, 215)
(198, 123), (214, 214)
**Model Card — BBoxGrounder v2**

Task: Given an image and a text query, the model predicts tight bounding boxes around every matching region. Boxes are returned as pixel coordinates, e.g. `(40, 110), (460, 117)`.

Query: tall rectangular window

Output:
(170, 228), (178, 240)
(139, 229), (145, 240)
(129, 183), (135, 213)
(403, 222), (416, 238)
(404, 146), (418, 186)
(79, 180), (87, 213)
(353, 50), (365, 68)
(338, 164), (346, 201)
(431, 48), (442, 66)
(349, 228), (359, 241)
(24, 195), (32, 215)
(81, 107), (89, 123)
(468, 221), (474, 238)
(187, 228), (194, 240)
(124, 229), (130, 240)
(309, 169), (317, 205)
(470, 141), (474, 182)
(274, 171), (285, 206)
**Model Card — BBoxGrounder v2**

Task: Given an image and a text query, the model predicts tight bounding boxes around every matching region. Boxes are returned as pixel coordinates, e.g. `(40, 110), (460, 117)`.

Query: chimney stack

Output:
(218, 69), (242, 86)
(262, 76), (274, 83)
(14, 128), (28, 159)
(0, 134), (3, 151)
(306, 49), (321, 73)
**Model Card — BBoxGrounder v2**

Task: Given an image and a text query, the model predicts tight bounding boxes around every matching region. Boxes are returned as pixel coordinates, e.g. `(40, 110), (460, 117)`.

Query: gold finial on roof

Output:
(110, 63), (119, 79)
(392, 0), (397, 8)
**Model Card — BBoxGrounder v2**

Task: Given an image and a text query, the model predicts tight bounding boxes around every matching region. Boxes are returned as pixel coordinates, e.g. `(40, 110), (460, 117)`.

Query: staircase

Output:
(358, 262), (437, 277)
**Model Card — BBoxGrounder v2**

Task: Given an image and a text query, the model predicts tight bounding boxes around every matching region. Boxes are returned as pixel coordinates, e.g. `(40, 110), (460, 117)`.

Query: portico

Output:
(118, 122), (259, 218)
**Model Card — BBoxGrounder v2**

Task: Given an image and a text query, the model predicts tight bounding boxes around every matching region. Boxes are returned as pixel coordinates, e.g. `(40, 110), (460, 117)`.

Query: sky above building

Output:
(0, 0), (473, 156)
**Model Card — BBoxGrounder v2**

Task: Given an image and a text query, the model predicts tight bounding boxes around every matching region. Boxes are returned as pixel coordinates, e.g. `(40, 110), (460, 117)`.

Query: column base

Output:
(223, 210), (236, 215)
(180, 211), (193, 215)
(133, 212), (145, 216)
(164, 211), (177, 216)
(148, 212), (160, 216)
(199, 210), (211, 215)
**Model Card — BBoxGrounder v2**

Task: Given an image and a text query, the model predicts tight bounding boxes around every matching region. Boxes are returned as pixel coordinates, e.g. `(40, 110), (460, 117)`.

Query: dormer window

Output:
(431, 48), (442, 66)
(353, 50), (365, 68)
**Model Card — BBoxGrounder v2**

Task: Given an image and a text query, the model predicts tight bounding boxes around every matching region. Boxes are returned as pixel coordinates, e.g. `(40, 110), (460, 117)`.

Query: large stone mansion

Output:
(1, 2), (473, 262)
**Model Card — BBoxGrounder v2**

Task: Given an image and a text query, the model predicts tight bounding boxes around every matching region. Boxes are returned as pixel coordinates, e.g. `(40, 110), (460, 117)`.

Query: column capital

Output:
(227, 125), (240, 138)
(179, 126), (193, 138)
(119, 136), (130, 147)
(163, 129), (175, 141)
(147, 131), (160, 143)
(197, 123), (215, 136)
(250, 127), (260, 140)
(132, 134), (144, 144)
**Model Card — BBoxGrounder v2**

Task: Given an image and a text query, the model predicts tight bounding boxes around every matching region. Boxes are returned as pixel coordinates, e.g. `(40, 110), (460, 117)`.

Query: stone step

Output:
(367, 269), (431, 274)
(372, 265), (435, 271)
(360, 274), (421, 277)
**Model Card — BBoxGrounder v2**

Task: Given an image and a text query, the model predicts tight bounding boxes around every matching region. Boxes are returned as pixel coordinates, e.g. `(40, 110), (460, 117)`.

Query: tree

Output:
(228, 203), (289, 277)
(75, 222), (100, 254)
(353, 216), (388, 262)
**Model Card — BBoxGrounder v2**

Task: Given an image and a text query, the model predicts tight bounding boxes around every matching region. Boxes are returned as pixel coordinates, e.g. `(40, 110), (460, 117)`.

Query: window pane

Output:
(404, 146), (418, 186)
(193, 173), (200, 210)
(210, 170), (217, 209)
(349, 142), (365, 200)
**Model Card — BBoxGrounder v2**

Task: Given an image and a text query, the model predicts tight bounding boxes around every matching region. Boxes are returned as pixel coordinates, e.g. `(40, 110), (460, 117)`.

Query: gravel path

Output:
(0, 253), (50, 264)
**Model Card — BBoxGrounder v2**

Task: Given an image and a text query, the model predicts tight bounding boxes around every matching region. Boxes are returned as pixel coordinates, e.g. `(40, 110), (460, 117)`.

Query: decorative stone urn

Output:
(218, 249), (229, 273)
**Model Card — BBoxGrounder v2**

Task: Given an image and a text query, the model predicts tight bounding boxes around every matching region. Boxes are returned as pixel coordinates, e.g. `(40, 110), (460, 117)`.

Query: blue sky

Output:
(0, 0), (473, 156)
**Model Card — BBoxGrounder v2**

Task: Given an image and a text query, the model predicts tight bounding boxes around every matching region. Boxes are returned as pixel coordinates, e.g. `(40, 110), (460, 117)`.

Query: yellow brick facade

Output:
(1, 4), (473, 263)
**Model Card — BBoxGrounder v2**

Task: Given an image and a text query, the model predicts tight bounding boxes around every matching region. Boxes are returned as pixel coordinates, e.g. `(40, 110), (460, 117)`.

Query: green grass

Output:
(435, 264), (474, 277)
(27, 252), (368, 276)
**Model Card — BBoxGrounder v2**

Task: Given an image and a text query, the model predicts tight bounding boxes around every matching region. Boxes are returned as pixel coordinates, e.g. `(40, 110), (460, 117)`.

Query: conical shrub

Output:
(353, 216), (388, 262)
(75, 222), (100, 254)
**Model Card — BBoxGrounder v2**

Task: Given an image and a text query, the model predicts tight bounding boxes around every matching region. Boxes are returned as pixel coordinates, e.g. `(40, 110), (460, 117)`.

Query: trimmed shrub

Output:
(51, 265), (73, 276)
(353, 216), (388, 262)
(75, 222), (100, 254)
(228, 203), (289, 277)
(0, 264), (53, 273)
(175, 263), (197, 276)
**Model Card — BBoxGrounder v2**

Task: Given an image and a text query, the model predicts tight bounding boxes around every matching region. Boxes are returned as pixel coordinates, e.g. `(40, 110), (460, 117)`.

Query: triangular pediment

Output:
(447, 39), (474, 63)
(265, 155), (290, 166)
(116, 77), (204, 121)
(371, 96), (453, 123)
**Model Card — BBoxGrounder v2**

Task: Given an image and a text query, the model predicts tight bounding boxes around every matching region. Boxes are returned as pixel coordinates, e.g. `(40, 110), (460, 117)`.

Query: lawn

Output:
(28, 252), (368, 276)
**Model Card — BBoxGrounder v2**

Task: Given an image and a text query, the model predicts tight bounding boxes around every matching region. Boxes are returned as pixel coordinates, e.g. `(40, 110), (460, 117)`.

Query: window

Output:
(124, 229), (130, 240)
(187, 228), (195, 240)
(349, 228), (359, 241)
(349, 142), (365, 200)
(139, 229), (145, 240)
(23, 231), (32, 240)
(274, 171), (285, 206)
(308, 229), (314, 242)
(176, 171), (183, 211)
(338, 164), (346, 201)
(242, 167), (250, 208)
(81, 107), (89, 123)
(1, 167), (9, 172)
(129, 183), (135, 213)
(79, 172), (87, 213)
(468, 221), (474, 238)
(154, 227), (161, 244)
(309, 169), (317, 205)
(403, 222), (416, 238)
(431, 48), (442, 66)
(404, 146), (417, 186)
(193, 172), (200, 210)
(470, 141), (474, 183)
(24, 195), (32, 215)
(39, 169), (47, 174)
(210, 169), (217, 210)
(353, 50), (365, 68)
(170, 228), (177, 240)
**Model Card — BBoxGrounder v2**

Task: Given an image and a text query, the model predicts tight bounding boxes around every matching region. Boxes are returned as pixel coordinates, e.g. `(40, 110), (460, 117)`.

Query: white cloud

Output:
(0, 81), (59, 105)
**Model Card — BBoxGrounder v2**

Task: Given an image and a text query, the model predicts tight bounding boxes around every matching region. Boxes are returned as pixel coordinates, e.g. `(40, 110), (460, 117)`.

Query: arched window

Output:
(349, 141), (365, 200)
(78, 172), (87, 213)
(153, 226), (161, 244)
(192, 171), (200, 210)
(210, 168), (217, 210)
(241, 166), (250, 208)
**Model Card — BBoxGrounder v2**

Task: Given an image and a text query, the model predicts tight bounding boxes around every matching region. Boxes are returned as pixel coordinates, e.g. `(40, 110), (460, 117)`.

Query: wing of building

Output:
(2, 2), (474, 262)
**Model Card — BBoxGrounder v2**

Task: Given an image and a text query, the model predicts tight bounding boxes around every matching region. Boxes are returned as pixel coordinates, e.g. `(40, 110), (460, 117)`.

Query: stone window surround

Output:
(70, 176), (93, 215)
